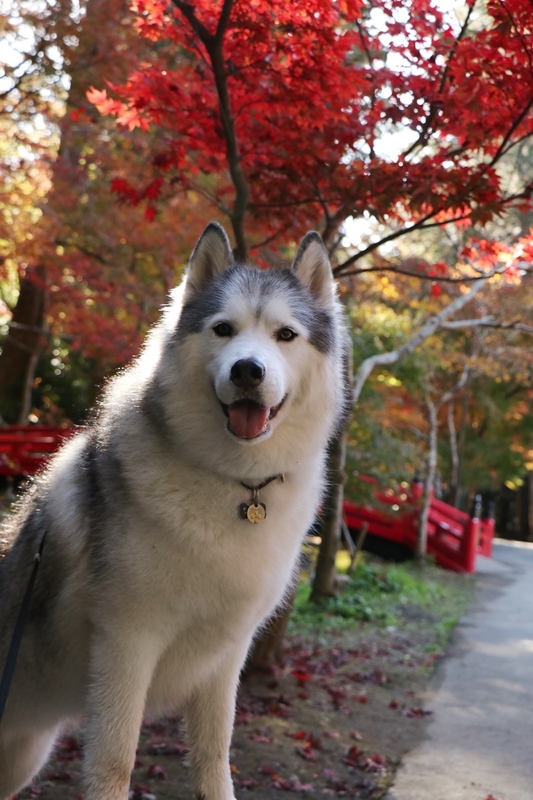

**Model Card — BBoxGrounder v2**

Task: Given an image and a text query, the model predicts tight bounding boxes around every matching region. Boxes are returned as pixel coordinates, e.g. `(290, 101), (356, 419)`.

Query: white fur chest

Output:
(118, 466), (321, 714)
(126, 464), (318, 616)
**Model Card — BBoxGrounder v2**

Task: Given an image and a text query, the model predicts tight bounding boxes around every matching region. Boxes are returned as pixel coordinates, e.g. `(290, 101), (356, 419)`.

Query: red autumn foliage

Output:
(6, 0), (533, 390)
(291, 668), (312, 687)
(89, 0), (533, 261)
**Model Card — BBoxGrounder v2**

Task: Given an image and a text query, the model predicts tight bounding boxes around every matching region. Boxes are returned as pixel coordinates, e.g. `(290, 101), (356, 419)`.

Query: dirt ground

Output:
(17, 613), (450, 800)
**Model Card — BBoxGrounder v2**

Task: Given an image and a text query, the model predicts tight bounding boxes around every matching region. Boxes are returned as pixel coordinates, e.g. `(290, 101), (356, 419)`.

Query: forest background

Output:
(1, 0), (533, 543)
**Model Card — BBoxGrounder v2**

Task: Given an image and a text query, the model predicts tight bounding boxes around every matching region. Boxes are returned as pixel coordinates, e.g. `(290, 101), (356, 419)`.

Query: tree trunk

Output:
(450, 377), (470, 508)
(447, 401), (460, 506)
(243, 582), (298, 675)
(310, 334), (353, 602)
(0, 268), (47, 423)
(519, 472), (533, 542)
(416, 398), (438, 561)
(310, 429), (347, 601)
(526, 472), (533, 542)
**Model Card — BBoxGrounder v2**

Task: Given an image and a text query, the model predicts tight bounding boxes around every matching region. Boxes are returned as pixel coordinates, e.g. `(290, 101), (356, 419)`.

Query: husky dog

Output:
(0, 223), (349, 800)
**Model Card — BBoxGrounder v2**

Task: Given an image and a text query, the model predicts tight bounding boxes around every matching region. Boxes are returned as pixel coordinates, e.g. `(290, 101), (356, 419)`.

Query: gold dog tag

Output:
(246, 502), (266, 524)
(238, 501), (266, 522)
(238, 474), (283, 524)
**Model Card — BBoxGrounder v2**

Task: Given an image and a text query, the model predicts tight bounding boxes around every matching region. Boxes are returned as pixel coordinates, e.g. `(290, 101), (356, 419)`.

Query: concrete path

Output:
(385, 539), (533, 800)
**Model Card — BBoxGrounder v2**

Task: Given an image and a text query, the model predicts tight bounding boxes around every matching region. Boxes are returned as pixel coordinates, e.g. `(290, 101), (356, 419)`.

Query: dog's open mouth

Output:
(221, 397), (285, 439)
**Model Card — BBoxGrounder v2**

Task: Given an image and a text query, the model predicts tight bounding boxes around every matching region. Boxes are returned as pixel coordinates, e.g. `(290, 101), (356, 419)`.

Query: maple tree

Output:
(90, 0), (533, 263)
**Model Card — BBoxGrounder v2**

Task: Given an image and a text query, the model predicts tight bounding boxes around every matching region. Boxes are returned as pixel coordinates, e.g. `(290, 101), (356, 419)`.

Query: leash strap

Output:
(0, 530), (47, 722)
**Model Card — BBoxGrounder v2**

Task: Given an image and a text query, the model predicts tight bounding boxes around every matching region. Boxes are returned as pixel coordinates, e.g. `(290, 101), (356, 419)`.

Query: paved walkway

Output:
(385, 539), (533, 800)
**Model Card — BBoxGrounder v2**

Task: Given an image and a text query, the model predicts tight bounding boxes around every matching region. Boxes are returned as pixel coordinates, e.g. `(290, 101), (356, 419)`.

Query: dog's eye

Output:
(276, 327), (298, 342)
(213, 322), (233, 337)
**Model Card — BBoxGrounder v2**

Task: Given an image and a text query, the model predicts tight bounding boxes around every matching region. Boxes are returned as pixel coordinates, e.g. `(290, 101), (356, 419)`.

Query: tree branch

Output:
(441, 318), (533, 334)
(336, 262), (510, 283)
(171, 0), (214, 44)
(402, 1), (477, 160)
(172, 0), (250, 259)
(439, 361), (472, 407)
(352, 279), (487, 404)
(333, 210), (469, 276)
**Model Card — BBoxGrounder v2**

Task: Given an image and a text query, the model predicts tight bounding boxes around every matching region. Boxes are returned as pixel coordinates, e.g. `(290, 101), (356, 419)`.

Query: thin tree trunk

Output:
(528, 472), (533, 543)
(310, 333), (353, 602)
(310, 429), (347, 601)
(416, 398), (438, 561)
(447, 401), (460, 506)
(243, 581), (298, 675)
(417, 363), (472, 558)
(19, 349), (41, 425)
(519, 472), (533, 542)
(452, 381), (470, 507)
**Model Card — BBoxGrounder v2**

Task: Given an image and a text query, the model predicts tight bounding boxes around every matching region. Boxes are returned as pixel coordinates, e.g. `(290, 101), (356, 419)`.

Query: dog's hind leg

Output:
(0, 726), (59, 800)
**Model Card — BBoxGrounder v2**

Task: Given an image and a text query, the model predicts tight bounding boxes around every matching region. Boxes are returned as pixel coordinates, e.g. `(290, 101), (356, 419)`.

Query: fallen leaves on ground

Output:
(18, 626), (442, 800)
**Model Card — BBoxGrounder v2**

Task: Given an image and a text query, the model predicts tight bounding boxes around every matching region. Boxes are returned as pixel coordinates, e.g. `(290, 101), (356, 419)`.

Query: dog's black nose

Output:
(230, 359), (265, 389)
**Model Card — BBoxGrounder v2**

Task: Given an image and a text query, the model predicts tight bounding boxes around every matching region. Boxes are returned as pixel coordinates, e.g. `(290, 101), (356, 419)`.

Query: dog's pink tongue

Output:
(228, 400), (269, 439)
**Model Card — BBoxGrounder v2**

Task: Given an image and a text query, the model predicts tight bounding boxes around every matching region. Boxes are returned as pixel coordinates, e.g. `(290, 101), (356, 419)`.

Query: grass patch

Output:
(289, 552), (474, 644)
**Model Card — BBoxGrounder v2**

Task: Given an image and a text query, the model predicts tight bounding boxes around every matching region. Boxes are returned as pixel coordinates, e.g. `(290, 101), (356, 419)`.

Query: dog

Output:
(0, 222), (349, 800)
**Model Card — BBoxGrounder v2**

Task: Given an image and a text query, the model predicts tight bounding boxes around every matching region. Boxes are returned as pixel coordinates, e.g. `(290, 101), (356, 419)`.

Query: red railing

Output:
(344, 483), (495, 573)
(0, 425), (75, 479)
(0, 426), (494, 571)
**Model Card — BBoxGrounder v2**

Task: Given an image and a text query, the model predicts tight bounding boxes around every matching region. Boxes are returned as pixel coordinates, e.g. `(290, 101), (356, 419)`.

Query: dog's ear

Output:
(292, 232), (335, 308)
(185, 222), (233, 295)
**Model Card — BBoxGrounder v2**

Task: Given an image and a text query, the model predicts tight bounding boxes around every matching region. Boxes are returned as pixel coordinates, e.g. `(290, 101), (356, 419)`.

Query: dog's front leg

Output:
(83, 631), (159, 800)
(184, 653), (245, 800)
